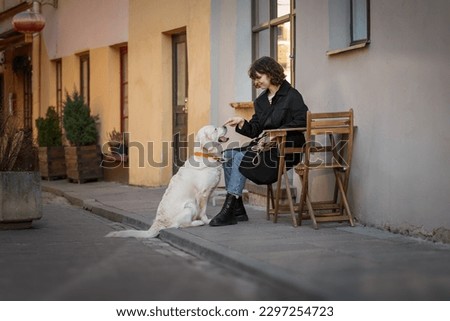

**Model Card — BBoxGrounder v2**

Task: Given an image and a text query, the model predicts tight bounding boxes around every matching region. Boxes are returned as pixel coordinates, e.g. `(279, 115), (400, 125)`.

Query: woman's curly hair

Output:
(248, 56), (286, 86)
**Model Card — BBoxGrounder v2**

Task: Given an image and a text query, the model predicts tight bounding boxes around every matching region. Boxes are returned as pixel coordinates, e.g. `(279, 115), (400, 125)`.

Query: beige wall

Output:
(296, 0), (450, 238)
(41, 0), (128, 59)
(128, 0), (211, 186)
(38, 0), (127, 150)
(210, 0), (253, 146)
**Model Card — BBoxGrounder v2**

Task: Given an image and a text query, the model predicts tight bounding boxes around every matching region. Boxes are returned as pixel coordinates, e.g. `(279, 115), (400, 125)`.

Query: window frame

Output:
(350, 0), (370, 45)
(251, 0), (296, 87)
(327, 0), (370, 56)
(79, 53), (90, 106)
(55, 59), (62, 117)
(120, 46), (128, 134)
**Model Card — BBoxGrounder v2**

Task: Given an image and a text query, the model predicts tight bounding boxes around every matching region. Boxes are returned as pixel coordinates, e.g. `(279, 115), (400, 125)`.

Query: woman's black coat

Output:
(235, 80), (309, 184)
(236, 80), (309, 148)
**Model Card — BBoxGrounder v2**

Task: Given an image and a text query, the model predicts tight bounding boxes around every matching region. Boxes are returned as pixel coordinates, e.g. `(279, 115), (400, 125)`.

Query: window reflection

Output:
(277, 0), (290, 17)
(276, 22), (291, 84)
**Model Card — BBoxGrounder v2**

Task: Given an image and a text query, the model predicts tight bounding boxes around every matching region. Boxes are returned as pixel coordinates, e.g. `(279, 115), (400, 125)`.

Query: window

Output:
(328, 0), (370, 54)
(120, 46), (128, 134)
(55, 59), (62, 117)
(252, 0), (295, 85)
(351, 0), (370, 44)
(80, 54), (90, 105)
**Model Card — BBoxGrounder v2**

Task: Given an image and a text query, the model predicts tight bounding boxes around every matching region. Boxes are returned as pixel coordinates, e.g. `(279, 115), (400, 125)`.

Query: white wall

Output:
(42, 0), (128, 59)
(210, 0), (252, 146)
(296, 0), (450, 240)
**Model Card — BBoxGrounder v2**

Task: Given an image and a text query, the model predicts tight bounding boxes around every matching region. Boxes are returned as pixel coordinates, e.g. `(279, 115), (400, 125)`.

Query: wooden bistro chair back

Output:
(295, 109), (355, 229)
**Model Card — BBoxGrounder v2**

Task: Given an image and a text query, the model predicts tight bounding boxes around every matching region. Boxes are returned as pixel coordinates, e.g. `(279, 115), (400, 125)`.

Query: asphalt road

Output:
(0, 193), (292, 300)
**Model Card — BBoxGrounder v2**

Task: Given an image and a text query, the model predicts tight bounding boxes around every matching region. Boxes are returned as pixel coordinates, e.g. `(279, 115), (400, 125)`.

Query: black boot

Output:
(235, 196), (248, 221)
(209, 193), (238, 226)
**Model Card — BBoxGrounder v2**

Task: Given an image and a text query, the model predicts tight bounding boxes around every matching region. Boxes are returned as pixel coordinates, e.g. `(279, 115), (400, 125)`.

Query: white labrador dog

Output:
(106, 125), (228, 238)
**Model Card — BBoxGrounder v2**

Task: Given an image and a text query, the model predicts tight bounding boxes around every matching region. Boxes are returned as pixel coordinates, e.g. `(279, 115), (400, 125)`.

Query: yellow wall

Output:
(38, 45), (122, 150)
(129, 0), (211, 186)
(36, 0), (211, 187)
(90, 47), (121, 148)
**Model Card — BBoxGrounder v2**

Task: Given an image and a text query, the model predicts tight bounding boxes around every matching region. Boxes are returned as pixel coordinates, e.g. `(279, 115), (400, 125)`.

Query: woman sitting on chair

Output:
(209, 56), (309, 227)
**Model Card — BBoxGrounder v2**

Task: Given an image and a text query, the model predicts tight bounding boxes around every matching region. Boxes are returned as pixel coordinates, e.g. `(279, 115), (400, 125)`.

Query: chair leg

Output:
(297, 179), (303, 226)
(273, 161), (285, 224)
(334, 171), (355, 227)
(297, 171), (308, 223)
(283, 170), (297, 227)
(266, 184), (274, 220)
(305, 193), (318, 229)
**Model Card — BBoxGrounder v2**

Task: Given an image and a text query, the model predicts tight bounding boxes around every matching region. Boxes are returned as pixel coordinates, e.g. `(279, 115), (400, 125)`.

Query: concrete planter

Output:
(0, 171), (43, 229)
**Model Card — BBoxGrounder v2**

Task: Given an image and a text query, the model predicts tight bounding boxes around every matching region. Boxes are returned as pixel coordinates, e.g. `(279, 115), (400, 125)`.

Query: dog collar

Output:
(193, 151), (222, 161)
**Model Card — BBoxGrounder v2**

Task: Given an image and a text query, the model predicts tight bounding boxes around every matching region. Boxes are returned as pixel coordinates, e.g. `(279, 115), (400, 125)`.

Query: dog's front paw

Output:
(191, 220), (205, 227)
(105, 231), (120, 238)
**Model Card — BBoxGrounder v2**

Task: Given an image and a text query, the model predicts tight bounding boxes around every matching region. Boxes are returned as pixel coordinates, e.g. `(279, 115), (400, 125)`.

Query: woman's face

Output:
(253, 72), (271, 89)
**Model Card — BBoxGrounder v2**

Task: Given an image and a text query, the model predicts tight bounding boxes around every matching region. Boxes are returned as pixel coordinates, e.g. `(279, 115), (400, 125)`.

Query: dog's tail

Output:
(105, 224), (161, 239)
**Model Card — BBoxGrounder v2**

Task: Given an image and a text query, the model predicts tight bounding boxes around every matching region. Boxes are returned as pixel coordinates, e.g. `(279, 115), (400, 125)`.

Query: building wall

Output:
(38, 0), (128, 150)
(128, 0), (212, 186)
(296, 0), (450, 239)
(41, 0), (128, 59)
(14, 0), (449, 238)
(210, 0), (253, 146)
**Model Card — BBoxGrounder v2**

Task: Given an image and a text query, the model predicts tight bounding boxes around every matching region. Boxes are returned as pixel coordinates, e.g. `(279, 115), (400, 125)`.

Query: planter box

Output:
(0, 171), (42, 229)
(65, 145), (103, 183)
(39, 146), (66, 180)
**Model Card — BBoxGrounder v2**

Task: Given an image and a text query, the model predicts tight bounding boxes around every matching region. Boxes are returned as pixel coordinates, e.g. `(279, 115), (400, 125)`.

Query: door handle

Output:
(183, 98), (188, 113)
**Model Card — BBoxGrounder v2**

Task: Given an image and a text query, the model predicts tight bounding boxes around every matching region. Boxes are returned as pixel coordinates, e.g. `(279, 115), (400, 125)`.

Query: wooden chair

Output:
(295, 109), (355, 229)
(264, 128), (305, 227)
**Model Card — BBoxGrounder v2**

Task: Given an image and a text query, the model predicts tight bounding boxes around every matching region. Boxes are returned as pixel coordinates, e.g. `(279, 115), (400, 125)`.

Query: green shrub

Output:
(62, 90), (98, 146)
(35, 106), (62, 147)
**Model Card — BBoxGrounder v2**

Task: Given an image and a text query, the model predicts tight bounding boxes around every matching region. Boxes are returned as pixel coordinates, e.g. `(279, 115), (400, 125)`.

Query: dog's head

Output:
(195, 125), (229, 152)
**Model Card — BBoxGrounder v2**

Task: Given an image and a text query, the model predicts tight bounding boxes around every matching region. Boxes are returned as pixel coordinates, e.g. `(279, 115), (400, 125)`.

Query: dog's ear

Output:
(196, 128), (209, 149)
(196, 126), (215, 150)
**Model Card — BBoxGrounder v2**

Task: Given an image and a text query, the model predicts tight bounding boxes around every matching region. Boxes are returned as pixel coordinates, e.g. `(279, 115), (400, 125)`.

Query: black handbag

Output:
(238, 134), (280, 185)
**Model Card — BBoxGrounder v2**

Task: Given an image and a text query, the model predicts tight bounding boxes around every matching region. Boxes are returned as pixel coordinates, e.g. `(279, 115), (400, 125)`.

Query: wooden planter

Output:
(38, 146), (66, 180)
(0, 171), (42, 229)
(65, 145), (103, 183)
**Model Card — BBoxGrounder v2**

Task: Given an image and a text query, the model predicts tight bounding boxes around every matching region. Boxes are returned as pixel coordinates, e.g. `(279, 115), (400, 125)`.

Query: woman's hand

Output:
(224, 117), (245, 128)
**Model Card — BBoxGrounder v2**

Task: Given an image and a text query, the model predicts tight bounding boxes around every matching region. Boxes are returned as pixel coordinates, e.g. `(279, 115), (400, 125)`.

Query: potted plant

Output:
(35, 106), (66, 180)
(0, 116), (42, 229)
(107, 128), (127, 156)
(62, 90), (102, 183)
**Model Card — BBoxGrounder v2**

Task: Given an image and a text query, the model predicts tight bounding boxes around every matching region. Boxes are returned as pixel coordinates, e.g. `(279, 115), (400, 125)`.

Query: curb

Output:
(42, 185), (151, 230)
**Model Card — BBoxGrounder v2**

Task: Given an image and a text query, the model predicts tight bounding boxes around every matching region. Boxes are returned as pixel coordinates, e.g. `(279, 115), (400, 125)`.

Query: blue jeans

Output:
(222, 148), (247, 197)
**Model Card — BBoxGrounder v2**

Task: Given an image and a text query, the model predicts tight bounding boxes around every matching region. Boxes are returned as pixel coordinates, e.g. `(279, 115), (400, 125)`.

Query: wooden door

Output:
(172, 33), (188, 174)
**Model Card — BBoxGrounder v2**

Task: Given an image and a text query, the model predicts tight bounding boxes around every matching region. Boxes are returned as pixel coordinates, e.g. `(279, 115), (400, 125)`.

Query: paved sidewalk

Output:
(41, 180), (450, 300)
